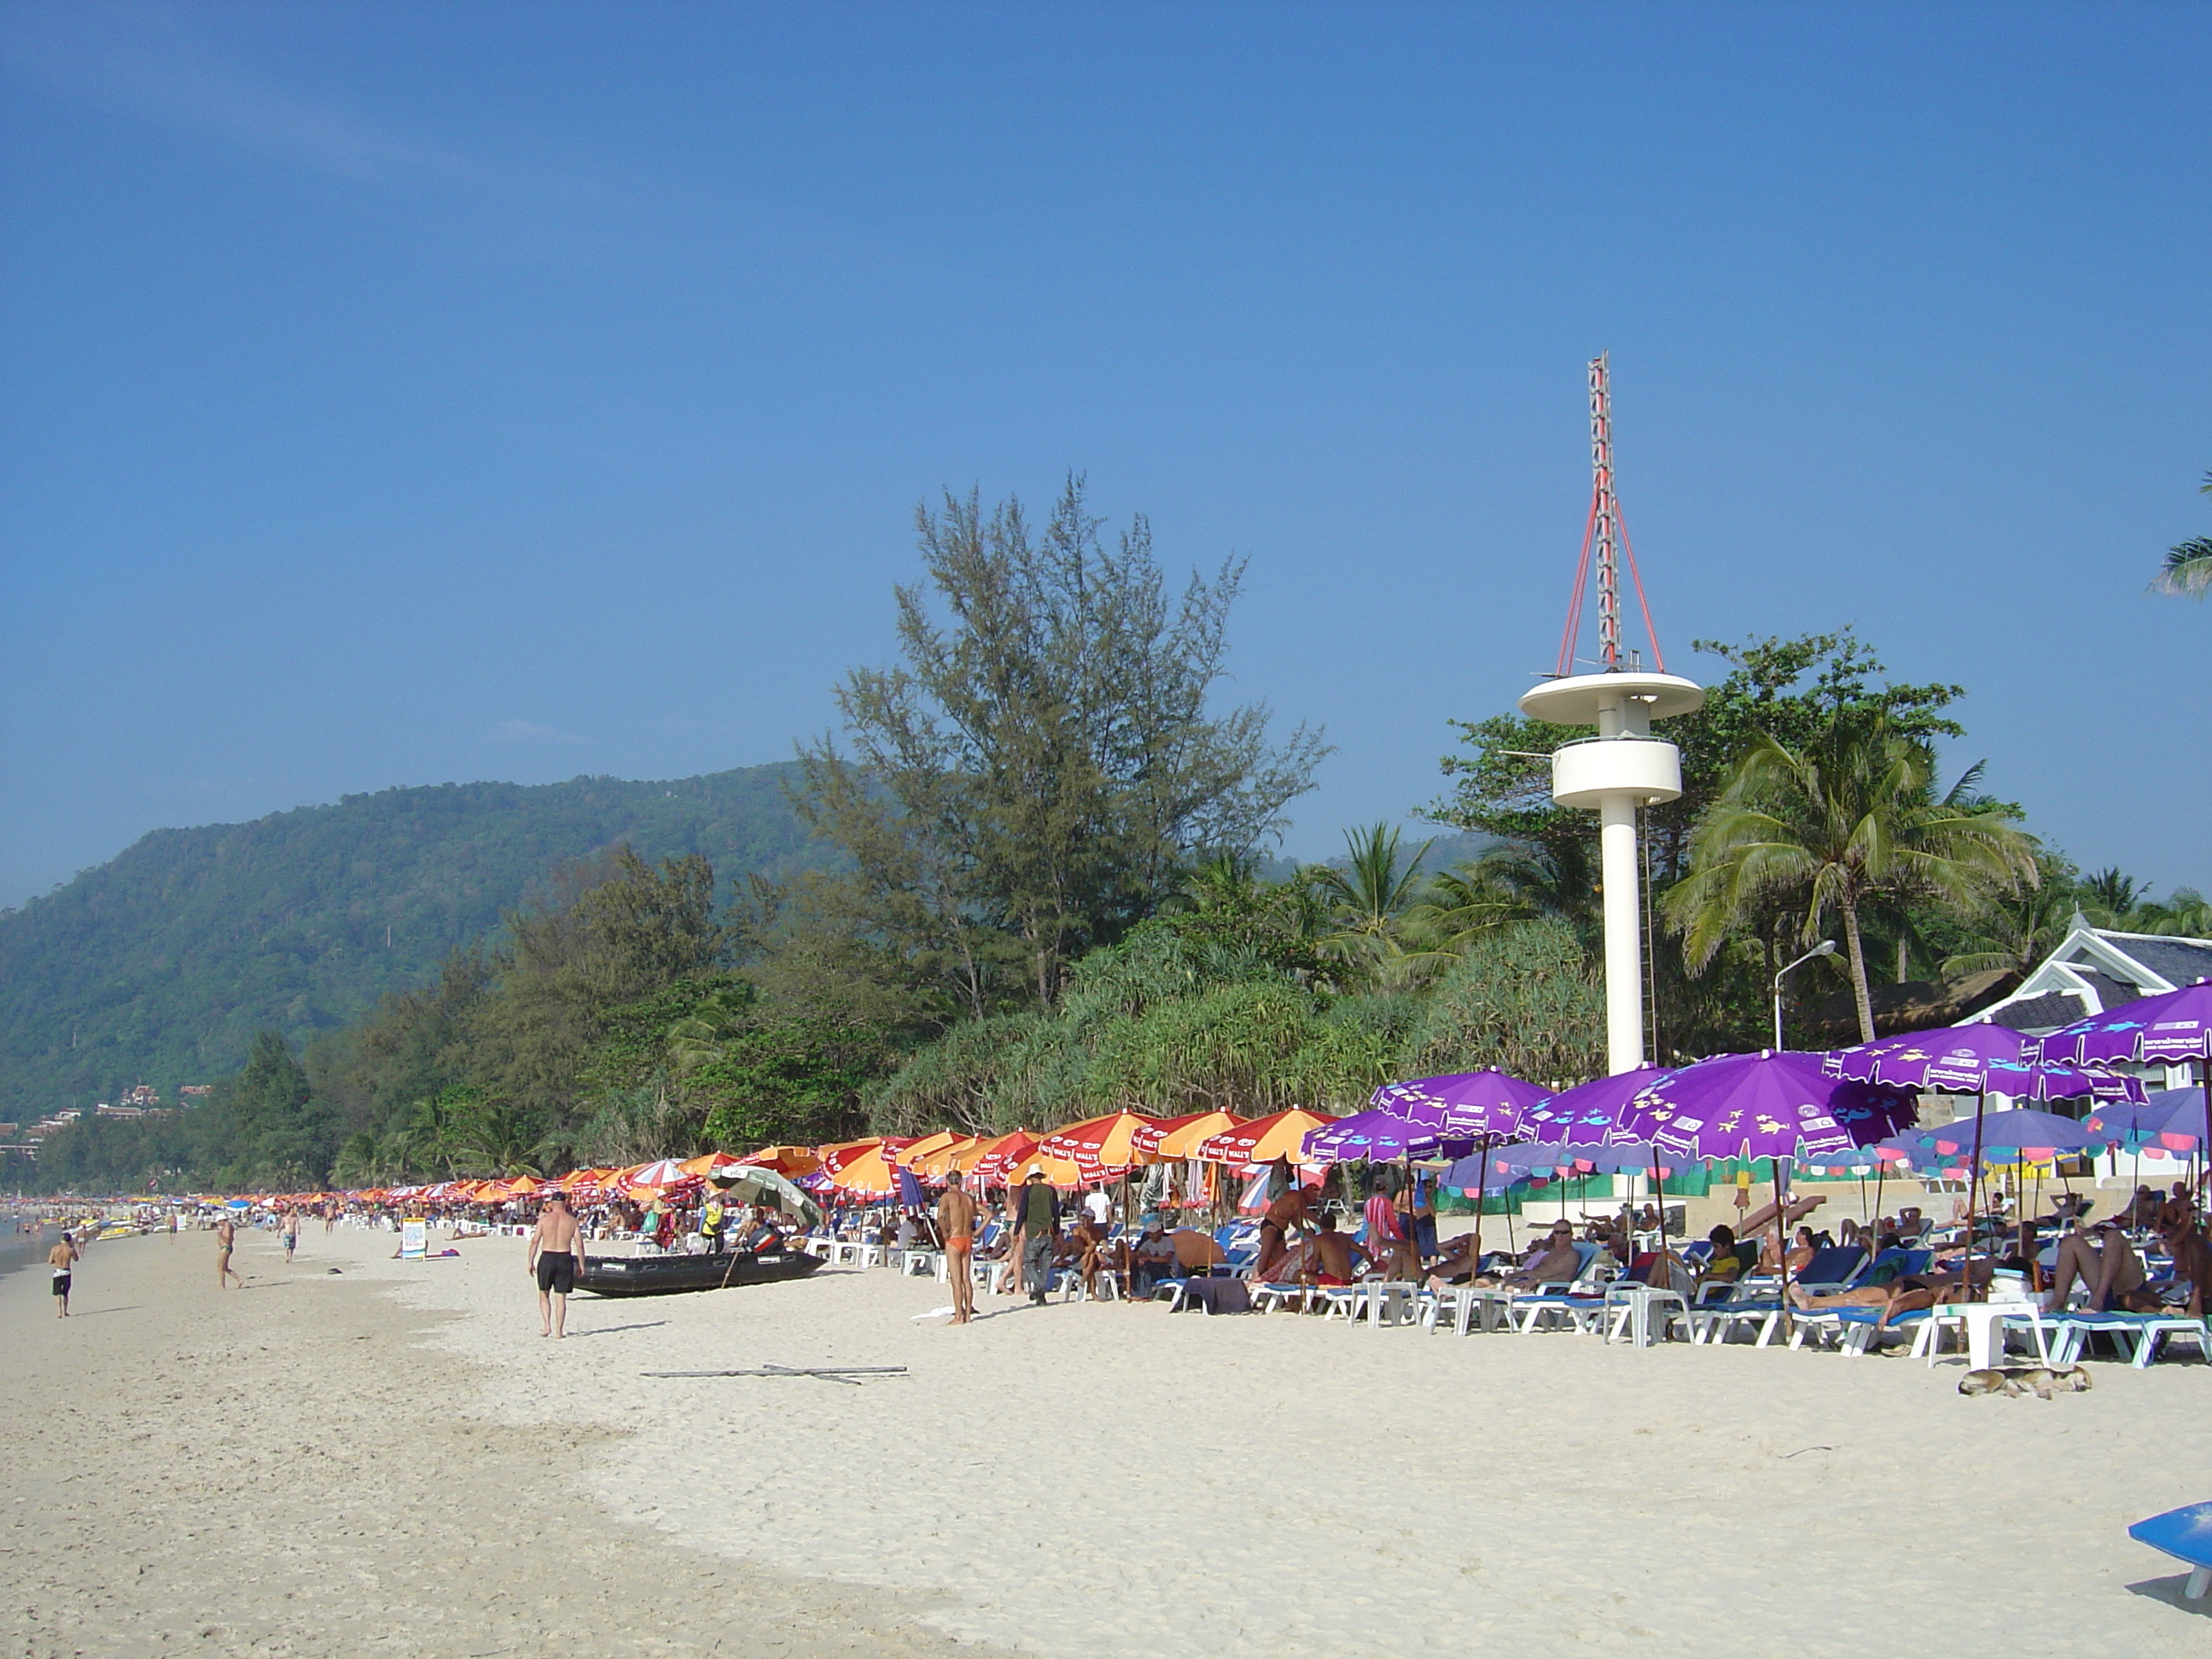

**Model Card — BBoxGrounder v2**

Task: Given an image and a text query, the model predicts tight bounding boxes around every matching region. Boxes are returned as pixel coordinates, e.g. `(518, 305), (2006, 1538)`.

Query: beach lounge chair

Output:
(1506, 1244), (1615, 1333)
(2051, 1311), (2211, 1368)
(1693, 1247), (1867, 1348)
(1792, 1246), (1868, 1294)
(1826, 1305), (1933, 1356)
(1250, 1281), (1313, 1313)
(1423, 1284), (1514, 1335)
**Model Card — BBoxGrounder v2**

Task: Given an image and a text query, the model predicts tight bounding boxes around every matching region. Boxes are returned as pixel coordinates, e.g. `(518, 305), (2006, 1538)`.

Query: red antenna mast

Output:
(1553, 353), (1668, 678)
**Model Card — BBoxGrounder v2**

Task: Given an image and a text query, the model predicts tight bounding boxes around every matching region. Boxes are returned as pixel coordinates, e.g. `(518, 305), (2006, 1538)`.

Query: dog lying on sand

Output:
(1957, 1365), (2093, 1399)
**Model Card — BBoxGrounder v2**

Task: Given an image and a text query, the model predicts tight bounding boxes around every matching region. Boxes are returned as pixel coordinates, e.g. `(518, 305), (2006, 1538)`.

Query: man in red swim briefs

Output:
(1295, 1213), (1369, 1288)
(938, 1172), (980, 1325)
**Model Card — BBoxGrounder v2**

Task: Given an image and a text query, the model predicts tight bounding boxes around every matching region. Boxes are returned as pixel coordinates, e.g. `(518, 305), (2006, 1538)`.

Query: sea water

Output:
(0, 1213), (55, 1280)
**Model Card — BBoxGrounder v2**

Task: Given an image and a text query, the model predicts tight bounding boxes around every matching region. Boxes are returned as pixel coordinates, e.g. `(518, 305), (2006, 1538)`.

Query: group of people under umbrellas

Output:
(725, 977), (2212, 1337)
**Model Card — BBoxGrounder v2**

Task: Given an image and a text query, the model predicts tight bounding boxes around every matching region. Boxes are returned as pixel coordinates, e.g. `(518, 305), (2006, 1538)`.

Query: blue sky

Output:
(2, 2), (2207, 908)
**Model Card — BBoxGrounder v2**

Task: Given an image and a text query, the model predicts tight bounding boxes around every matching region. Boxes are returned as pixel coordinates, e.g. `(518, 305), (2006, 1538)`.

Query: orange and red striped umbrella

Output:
(969, 1131), (1040, 1187)
(1140, 1111), (1246, 1160)
(1039, 1111), (1167, 1178)
(734, 1145), (824, 1177)
(1193, 1109), (1338, 1165)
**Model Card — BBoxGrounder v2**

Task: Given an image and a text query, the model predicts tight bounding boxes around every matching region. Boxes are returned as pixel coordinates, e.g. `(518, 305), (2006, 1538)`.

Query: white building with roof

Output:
(1972, 917), (2212, 1093)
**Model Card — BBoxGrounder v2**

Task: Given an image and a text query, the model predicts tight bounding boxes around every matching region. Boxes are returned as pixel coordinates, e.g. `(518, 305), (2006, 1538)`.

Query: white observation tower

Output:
(1517, 354), (1703, 1075)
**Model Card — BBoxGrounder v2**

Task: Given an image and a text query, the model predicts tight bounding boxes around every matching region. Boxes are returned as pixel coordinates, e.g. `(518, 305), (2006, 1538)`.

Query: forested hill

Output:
(0, 765), (815, 1119)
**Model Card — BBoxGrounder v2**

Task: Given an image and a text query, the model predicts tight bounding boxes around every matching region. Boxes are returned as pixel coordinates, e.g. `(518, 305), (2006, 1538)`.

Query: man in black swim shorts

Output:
(49, 1231), (79, 1318)
(527, 1192), (586, 1338)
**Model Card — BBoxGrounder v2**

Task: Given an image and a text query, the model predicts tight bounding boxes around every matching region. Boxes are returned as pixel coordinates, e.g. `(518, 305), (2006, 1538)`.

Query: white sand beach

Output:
(8, 1223), (2209, 1657)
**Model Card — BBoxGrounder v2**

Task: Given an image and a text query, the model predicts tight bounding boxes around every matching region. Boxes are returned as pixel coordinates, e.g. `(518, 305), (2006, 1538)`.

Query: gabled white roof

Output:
(1974, 919), (2212, 1032)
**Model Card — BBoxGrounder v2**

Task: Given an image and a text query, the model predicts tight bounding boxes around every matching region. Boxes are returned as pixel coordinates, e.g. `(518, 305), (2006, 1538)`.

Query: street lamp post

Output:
(1773, 940), (1838, 1051)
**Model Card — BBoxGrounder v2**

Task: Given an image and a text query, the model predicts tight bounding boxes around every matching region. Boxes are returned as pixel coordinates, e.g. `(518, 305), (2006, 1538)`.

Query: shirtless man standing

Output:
(214, 1216), (242, 1289)
(1254, 1164), (1318, 1281)
(938, 1172), (980, 1324)
(49, 1231), (79, 1317)
(527, 1192), (587, 1338)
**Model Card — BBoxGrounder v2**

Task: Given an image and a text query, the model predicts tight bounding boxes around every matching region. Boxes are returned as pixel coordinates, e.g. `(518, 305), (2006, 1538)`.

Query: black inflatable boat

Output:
(576, 1245), (823, 1297)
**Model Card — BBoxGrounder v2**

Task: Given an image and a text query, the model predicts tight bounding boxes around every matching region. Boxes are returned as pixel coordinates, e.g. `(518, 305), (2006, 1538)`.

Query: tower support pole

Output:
(1598, 794), (1644, 1074)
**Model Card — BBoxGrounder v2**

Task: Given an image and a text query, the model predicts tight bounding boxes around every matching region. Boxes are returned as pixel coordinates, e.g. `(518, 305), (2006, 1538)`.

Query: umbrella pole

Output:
(1774, 1157), (1795, 1342)
(2201, 1057), (2211, 1211)
(1650, 1147), (1668, 1281)
(1965, 1092), (1990, 1304)
(1468, 1135), (1487, 1278)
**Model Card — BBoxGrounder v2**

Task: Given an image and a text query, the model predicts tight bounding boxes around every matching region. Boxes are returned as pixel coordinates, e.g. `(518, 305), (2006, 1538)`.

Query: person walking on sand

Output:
(527, 1191), (587, 1338)
(214, 1216), (243, 1289)
(49, 1231), (79, 1318)
(1014, 1168), (1060, 1307)
(281, 1208), (300, 1265)
(938, 1171), (980, 1324)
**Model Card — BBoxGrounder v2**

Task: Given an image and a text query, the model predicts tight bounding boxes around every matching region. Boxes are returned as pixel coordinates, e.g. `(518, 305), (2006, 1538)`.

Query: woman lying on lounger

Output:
(1786, 1260), (1994, 1328)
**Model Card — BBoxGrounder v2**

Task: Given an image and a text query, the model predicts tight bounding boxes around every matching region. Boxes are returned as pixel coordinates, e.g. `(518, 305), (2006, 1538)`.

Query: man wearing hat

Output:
(1130, 1217), (1178, 1299)
(1013, 1168), (1060, 1307)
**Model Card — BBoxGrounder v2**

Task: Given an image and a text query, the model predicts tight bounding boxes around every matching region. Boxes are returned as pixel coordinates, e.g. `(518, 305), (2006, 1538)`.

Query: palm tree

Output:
(1306, 824), (1434, 988)
(1467, 836), (1599, 933)
(331, 1131), (379, 1188)
(1942, 863), (2077, 978)
(2080, 865), (2144, 921)
(664, 987), (754, 1078)
(1666, 709), (2040, 1043)
(2151, 472), (2212, 599)
(1400, 861), (1527, 959)
(1170, 847), (1265, 914)
(448, 1095), (550, 1178)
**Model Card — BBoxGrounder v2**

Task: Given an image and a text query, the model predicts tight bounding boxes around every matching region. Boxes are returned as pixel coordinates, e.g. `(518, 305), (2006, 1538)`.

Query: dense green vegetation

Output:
(19, 483), (2209, 1196)
(0, 765), (818, 1120)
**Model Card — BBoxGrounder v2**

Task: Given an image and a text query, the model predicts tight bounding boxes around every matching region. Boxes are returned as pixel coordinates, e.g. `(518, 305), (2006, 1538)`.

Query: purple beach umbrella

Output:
(1902, 1108), (2093, 1163)
(1487, 1140), (1674, 1180)
(2085, 1089), (2211, 1155)
(1516, 1066), (1673, 1144)
(1436, 1152), (1527, 1196)
(1302, 1109), (1444, 1163)
(1828, 1023), (2138, 1101)
(1829, 1022), (2029, 1086)
(1480, 1136), (1685, 1262)
(2037, 980), (2212, 1069)
(1617, 1051), (1916, 1317)
(1615, 1050), (1916, 1163)
(1371, 1068), (1550, 1139)
(2036, 980), (2212, 1190)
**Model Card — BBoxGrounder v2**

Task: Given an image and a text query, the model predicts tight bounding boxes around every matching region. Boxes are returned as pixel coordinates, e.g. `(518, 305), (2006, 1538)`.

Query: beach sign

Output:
(400, 1219), (428, 1260)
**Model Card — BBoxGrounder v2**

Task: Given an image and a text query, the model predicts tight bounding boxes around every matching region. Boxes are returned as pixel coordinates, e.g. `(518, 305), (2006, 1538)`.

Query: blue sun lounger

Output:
(2052, 1310), (2212, 1368)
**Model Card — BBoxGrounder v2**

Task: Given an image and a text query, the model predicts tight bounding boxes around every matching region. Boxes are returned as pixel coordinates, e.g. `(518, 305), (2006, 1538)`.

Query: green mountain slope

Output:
(0, 765), (815, 1118)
